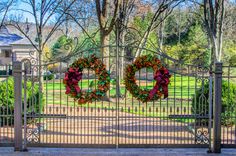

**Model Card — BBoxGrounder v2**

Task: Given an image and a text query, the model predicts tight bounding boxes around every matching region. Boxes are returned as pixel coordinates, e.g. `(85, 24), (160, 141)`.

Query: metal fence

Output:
(221, 66), (236, 147)
(0, 46), (234, 153)
(0, 65), (14, 147)
(16, 46), (211, 149)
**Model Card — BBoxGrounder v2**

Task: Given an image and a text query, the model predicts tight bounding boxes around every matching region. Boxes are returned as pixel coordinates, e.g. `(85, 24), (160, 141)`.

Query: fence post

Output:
(13, 61), (23, 151)
(212, 62), (222, 153)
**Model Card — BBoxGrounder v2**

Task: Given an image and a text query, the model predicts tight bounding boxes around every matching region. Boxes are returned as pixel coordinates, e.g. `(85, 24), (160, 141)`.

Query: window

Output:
(4, 50), (12, 57)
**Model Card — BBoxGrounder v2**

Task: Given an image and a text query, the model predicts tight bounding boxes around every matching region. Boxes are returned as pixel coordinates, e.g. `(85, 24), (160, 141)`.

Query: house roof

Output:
(11, 38), (33, 45)
(0, 25), (32, 46)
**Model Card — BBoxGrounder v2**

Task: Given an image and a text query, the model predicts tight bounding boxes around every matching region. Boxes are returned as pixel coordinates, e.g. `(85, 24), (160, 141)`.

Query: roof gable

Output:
(0, 26), (23, 46)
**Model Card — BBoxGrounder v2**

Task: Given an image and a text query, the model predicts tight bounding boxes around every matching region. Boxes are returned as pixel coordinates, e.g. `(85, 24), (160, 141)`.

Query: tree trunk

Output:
(120, 30), (125, 80)
(100, 32), (110, 69)
(158, 20), (164, 50)
(100, 31), (116, 102)
(37, 49), (44, 116)
(134, 29), (151, 59)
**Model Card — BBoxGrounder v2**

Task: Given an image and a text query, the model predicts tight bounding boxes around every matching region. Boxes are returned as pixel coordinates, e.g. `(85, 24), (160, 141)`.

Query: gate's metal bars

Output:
(38, 66), (41, 144)
(227, 66), (231, 144)
(205, 70), (207, 142)
(0, 80), (2, 143)
(4, 66), (9, 144)
(80, 57), (83, 145)
(194, 66), (197, 144)
(11, 65), (14, 143)
(221, 65), (236, 147)
(32, 65), (36, 142)
(173, 67), (176, 144)
(138, 69), (141, 145)
(52, 63), (55, 143)
(1, 68), (4, 143)
(6, 66), (9, 144)
(152, 85), (155, 145)
(124, 79), (127, 145)
(65, 62), (68, 144)
(187, 66), (190, 144)
(109, 49), (112, 145)
(59, 62), (62, 145)
(13, 46), (220, 148)
(45, 66), (48, 144)
(3, 66), (7, 144)
(23, 64), (27, 150)
(86, 53), (89, 145)
(180, 64), (183, 144)
(160, 84), (163, 144)
(165, 59), (168, 145)
(200, 71), (204, 144)
(94, 50), (97, 145)
(208, 71), (213, 151)
(131, 85), (134, 145)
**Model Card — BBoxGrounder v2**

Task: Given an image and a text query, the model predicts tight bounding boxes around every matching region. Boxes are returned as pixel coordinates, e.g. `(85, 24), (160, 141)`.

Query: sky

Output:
(10, 2), (36, 23)
(8, 0), (58, 23)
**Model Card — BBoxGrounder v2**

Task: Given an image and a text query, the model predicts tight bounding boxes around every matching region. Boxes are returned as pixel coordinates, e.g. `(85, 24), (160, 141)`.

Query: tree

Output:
(0, 0), (15, 27)
(134, 0), (183, 58)
(220, 1), (236, 65)
(51, 35), (73, 58)
(6, 0), (77, 96)
(95, 0), (120, 68)
(203, 0), (225, 64)
(117, 0), (135, 80)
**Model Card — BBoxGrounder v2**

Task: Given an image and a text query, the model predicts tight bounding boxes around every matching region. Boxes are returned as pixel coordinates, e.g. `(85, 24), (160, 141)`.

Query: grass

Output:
(44, 74), (200, 101)
(41, 74), (202, 121)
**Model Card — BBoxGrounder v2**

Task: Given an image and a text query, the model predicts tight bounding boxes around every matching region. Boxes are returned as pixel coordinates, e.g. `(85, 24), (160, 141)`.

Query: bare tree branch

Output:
(0, 0), (14, 27)
(134, 0), (184, 59)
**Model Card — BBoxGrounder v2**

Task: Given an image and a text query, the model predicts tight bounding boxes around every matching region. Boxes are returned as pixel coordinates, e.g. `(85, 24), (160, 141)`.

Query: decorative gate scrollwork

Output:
(21, 45), (212, 149)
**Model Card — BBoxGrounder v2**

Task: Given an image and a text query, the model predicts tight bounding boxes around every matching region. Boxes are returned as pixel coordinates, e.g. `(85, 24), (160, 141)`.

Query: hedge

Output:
(0, 77), (44, 126)
(192, 80), (236, 126)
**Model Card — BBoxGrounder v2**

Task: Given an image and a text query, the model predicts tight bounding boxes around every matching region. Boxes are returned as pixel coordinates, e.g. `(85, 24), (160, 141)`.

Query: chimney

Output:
(25, 18), (29, 34)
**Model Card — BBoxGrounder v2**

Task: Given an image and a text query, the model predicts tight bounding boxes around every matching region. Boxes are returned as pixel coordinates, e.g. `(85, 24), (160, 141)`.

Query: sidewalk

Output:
(0, 148), (236, 156)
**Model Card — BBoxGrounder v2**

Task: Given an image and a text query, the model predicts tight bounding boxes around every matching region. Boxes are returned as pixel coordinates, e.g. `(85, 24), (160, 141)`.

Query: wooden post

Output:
(13, 61), (23, 151)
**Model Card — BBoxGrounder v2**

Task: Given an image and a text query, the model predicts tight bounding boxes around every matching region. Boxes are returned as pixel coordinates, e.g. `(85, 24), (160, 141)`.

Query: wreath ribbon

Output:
(64, 68), (82, 95)
(149, 67), (171, 99)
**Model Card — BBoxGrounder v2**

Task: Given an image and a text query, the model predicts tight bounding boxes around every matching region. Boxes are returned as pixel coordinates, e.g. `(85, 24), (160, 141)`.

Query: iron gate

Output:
(19, 46), (212, 148)
(0, 46), (218, 150)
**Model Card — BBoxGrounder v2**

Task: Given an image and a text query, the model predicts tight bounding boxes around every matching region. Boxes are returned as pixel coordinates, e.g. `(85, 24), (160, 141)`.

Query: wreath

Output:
(63, 55), (110, 104)
(124, 55), (171, 103)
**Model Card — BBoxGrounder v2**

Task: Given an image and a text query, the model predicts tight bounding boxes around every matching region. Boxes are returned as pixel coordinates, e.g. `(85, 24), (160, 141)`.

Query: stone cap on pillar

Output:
(13, 61), (22, 75)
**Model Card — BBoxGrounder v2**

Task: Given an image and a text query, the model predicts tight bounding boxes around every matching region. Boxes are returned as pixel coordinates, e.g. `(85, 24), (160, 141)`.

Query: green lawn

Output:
(40, 74), (202, 121)
(44, 74), (200, 99)
(42, 74), (201, 110)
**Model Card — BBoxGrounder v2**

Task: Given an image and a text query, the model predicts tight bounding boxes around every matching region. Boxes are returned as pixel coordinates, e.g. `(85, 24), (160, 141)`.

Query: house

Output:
(0, 25), (37, 65)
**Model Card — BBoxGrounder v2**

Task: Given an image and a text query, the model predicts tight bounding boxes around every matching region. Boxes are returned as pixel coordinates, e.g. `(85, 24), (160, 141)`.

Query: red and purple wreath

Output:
(124, 54), (171, 103)
(63, 55), (110, 104)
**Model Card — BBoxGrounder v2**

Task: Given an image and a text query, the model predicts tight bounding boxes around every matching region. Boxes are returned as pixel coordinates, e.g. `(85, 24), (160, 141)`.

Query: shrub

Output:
(0, 77), (44, 126)
(47, 64), (59, 73)
(43, 71), (54, 80)
(192, 80), (236, 126)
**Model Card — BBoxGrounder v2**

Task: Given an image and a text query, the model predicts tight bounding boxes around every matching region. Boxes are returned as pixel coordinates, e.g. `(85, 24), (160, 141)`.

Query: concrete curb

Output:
(0, 148), (236, 156)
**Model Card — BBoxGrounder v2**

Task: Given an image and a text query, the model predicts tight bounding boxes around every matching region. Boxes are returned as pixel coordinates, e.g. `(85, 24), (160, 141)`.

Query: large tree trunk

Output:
(100, 31), (117, 102)
(158, 11), (166, 51)
(158, 19), (164, 51)
(120, 30), (125, 80)
(100, 32), (110, 69)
